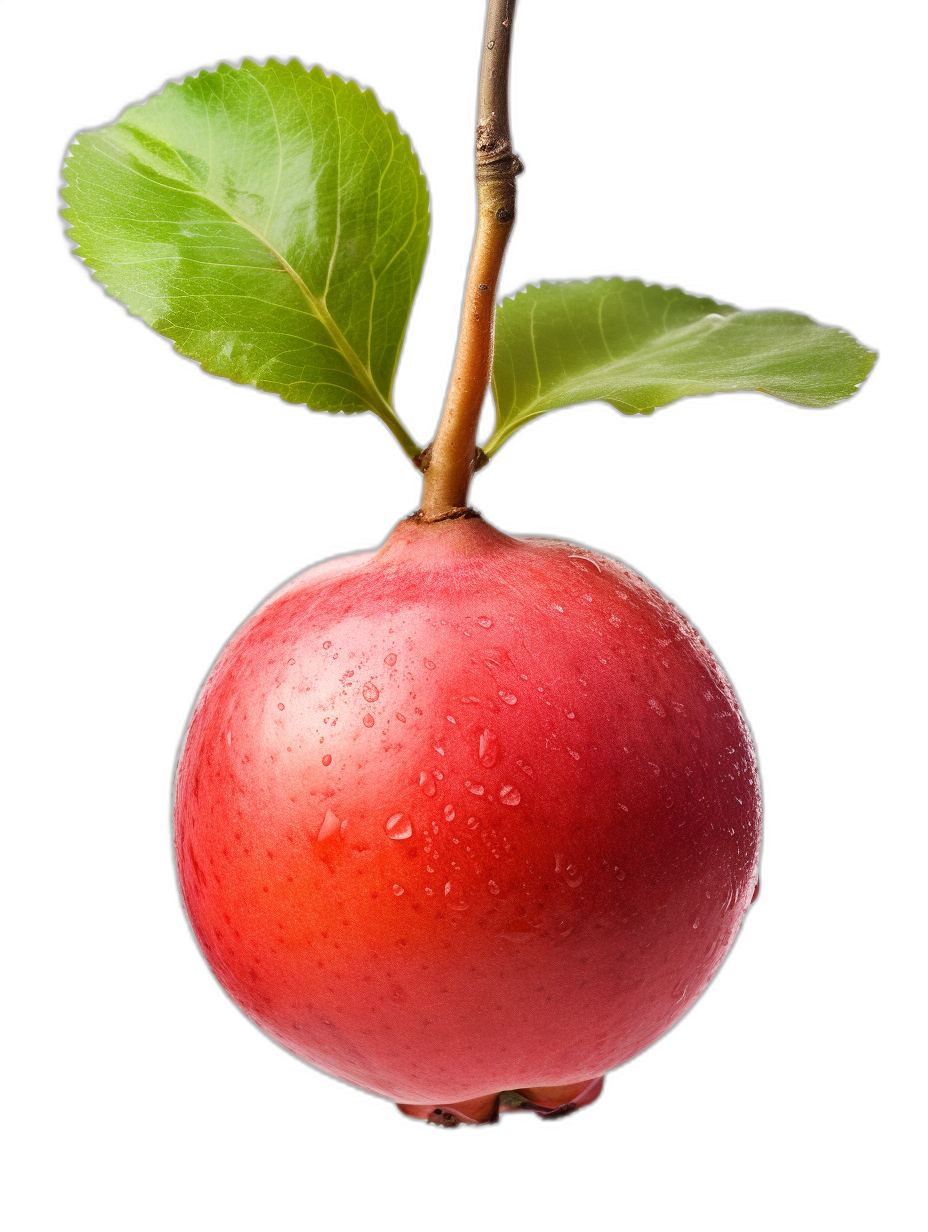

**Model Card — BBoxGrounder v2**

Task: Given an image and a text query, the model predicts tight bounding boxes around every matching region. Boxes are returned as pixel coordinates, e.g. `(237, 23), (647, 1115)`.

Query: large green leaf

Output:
(62, 60), (429, 455)
(486, 278), (876, 454)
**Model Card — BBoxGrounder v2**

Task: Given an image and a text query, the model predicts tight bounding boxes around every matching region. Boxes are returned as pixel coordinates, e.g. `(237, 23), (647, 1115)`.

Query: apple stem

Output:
(417, 0), (522, 521)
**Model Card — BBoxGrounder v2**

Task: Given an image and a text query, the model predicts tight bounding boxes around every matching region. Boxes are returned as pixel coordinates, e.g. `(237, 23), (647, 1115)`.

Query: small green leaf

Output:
(486, 278), (876, 455)
(63, 60), (429, 455)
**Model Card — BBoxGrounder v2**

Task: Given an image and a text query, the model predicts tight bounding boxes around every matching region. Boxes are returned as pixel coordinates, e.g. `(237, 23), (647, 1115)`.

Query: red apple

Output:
(175, 515), (760, 1120)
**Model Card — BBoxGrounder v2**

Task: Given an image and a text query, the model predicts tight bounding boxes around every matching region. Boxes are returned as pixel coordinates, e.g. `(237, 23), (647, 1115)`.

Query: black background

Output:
(48, 7), (882, 1172)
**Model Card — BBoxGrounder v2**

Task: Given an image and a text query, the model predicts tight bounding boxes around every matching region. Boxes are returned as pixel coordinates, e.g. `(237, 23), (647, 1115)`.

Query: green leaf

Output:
(62, 60), (429, 455)
(486, 278), (876, 455)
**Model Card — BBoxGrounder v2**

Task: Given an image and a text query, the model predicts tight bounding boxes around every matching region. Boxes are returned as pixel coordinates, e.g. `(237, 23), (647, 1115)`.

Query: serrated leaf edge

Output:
(487, 276), (877, 454)
(60, 59), (428, 451)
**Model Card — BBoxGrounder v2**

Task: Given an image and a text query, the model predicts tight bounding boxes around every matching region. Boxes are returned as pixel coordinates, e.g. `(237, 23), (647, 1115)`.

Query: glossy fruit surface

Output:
(175, 516), (760, 1105)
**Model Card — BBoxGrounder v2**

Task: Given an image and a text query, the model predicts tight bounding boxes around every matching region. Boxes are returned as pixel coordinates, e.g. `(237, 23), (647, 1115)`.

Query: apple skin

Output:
(175, 515), (760, 1105)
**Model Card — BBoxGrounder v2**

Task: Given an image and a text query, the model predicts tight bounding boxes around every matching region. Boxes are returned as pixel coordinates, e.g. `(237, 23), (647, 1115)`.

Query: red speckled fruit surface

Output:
(175, 515), (760, 1105)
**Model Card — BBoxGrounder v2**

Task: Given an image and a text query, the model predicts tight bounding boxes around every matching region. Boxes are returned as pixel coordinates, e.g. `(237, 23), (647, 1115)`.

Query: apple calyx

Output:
(397, 1077), (605, 1127)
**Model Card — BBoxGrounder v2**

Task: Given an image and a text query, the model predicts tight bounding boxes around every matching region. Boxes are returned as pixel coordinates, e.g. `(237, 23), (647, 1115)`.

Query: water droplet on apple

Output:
(363, 683), (380, 703)
(499, 785), (520, 806)
(392, 884), (404, 896)
(466, 781), (485, 796)
(317, 810), (341, 842)
(488, 880), (500, 894)
(287, 658), (296, 665)
(322, 754), (332, 766)
(477, 617), (493, 628)
(424, 659), (436, 670)
(396, 712), (406, 722)
(322, 641), (332, 649)
(362, 714), (374, 728)
(384, 653), (397, 667)
(466, 816), (479, 829)
(499, 691), (517, 705)
(419, 771), (436, 797)
(568, 555), (602, 574)
(278, 703), (285, 711)
(385, 813), (412, 840)
(444, 805), (455, 821)
(565, 864), (582, 888)
(479, 728), (498, 767)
